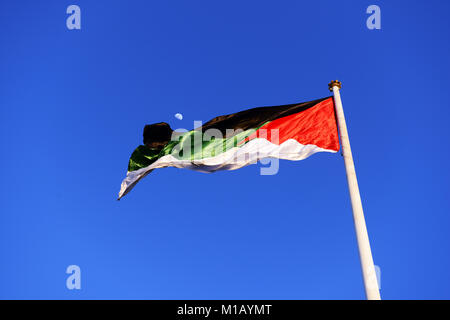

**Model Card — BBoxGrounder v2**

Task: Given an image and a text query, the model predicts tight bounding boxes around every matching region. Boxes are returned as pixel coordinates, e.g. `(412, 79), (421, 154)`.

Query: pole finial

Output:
(328, 80), (342, 92)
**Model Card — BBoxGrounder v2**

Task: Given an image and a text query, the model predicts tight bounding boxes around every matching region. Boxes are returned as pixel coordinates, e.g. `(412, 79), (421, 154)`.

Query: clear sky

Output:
(1, 0), (449, 299)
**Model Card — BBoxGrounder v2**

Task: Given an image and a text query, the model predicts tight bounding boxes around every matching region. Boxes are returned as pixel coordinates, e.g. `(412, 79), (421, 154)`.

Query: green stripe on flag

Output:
(127, 125), (266, 172)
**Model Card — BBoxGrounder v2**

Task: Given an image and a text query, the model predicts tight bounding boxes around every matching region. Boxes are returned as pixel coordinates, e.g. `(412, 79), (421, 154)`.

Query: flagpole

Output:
(329, 80), (381, 300)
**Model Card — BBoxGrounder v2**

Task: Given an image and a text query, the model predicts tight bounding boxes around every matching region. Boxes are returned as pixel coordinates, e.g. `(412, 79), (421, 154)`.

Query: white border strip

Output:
(118, 138), (337, 199)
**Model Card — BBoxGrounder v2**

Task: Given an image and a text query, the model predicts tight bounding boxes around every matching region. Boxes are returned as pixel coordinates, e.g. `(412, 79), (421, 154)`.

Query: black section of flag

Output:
(201, 97), (330, 135)
(142, 96), (331, 149)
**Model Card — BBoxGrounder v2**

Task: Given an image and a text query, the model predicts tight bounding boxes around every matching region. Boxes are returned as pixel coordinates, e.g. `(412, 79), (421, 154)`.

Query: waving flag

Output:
(118, 96), (339, 199)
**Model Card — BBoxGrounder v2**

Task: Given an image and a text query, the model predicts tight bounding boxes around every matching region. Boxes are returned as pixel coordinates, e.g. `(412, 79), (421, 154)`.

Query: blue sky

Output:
(1, 0), (450, 299)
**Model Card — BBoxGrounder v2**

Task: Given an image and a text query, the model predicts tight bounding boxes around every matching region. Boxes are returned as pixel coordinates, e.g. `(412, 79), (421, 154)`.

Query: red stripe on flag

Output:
(242, 97), (340, 151)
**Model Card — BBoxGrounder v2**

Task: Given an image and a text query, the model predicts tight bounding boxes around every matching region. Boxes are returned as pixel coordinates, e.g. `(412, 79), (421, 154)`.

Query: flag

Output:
(118, 96), (339, 199)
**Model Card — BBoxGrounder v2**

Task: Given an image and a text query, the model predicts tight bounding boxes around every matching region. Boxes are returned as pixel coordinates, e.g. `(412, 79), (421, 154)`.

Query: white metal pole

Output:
(329, 80), (381, 300)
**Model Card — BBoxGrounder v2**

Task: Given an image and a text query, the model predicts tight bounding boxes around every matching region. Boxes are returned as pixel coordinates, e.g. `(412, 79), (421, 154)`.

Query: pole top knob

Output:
(328, 80), (342, 91)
